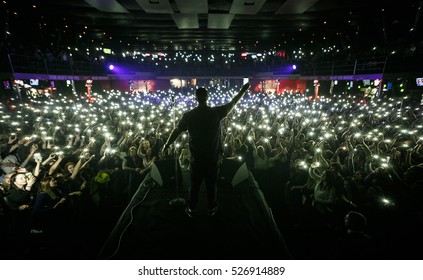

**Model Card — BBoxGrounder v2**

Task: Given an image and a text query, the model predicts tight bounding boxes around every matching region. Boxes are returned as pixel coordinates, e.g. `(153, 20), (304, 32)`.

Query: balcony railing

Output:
(4, 53), (402, 78)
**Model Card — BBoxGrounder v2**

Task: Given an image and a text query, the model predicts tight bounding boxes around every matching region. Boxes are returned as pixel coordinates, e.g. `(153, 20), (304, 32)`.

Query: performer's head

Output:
(195, 87), (208, 104)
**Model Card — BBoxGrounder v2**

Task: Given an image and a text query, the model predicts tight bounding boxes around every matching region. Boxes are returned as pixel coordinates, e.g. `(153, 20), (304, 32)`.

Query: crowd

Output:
(1, 84), (423, 259)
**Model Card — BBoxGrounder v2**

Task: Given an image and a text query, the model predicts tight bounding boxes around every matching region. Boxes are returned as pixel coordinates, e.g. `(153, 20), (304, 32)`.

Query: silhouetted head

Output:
(195, 88), (208, 104)
(331, 162), (343, 174)
(344, 211), (367, 231)
(257, 146), (266, 158)
(403, 165), (423, 184)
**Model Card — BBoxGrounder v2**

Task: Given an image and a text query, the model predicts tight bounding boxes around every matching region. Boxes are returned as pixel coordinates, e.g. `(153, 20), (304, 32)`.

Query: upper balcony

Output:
(3, 51), (422, 81)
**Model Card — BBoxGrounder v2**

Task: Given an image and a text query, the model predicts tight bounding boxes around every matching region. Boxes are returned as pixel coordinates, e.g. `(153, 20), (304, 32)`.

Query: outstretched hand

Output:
(241, 82), (251, 92)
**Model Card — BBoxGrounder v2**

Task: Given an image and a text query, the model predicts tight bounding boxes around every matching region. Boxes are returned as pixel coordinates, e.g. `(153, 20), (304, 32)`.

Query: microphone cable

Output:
(101, 179), (155, 259)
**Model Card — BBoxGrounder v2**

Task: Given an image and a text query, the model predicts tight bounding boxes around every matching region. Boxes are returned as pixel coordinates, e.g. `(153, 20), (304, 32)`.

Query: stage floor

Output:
(98, 170), (293, 260)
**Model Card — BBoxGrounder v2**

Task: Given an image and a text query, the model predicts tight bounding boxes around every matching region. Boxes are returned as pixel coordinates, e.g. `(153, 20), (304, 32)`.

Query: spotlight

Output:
(108, 64), (114, 70)
(292, 64), (297, 70)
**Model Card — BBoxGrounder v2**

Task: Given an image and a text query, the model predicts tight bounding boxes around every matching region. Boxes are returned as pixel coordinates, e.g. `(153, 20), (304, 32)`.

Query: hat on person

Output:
(94, 171), (110, 184)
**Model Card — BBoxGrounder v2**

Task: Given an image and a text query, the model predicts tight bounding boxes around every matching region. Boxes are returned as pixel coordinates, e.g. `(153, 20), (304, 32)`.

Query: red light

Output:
(276, 51), (286, 58)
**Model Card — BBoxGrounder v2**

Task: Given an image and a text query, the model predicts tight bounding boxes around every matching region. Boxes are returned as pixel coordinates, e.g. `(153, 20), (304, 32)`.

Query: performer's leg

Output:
(204, 164), (219, 210)
(188, 163), (203, 210)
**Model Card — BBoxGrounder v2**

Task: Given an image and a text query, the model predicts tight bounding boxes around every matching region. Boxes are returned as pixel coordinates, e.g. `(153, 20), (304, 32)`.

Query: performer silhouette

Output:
(162, 82), (251, 217)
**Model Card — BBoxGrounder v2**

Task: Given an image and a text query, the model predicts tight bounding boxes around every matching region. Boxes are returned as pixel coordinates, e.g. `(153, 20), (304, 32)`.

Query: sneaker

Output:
(208, 206), (218, 216)
(185, 207), (196, 218)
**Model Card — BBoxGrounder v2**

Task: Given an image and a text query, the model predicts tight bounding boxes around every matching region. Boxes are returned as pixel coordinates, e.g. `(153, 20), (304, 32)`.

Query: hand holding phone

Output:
(34, 153), (42, 162)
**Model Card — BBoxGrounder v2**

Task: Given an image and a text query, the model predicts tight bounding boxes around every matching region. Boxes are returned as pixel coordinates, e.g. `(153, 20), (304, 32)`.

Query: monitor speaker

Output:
(219, 158), (250, 187)
(150, 159), (183, 188)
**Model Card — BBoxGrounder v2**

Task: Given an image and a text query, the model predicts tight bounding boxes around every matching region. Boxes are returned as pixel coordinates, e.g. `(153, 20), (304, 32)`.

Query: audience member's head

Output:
(344, 211), (367, 232)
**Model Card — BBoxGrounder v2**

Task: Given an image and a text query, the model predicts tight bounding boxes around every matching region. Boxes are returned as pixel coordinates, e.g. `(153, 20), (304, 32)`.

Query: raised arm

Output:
(69, 157), (84, 180)
(48, 153), (65, 175)
(20, 144), (38, 168)
(225, 82), (251, 115)
(33, 155), (42, 177)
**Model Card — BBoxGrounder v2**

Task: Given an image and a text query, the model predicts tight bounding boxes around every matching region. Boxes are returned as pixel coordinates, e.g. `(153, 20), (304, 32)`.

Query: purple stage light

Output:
(292, 65), (297, 70)
(109, 64), (114, 70)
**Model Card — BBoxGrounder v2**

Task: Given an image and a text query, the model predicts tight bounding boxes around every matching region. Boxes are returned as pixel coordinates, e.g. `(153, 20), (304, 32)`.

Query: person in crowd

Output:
(334, 211), (376, 259)
(137, 138), (157, 174)
(97, 146), (124, 205)
(122, 146), (145, 197)
(30, 176), (67, 234)
(1, 154), (19, 175)
(5, 172), (37, 211)
(0, 171), (15, 194)
(2, 171), (37, 256)
(178, 148), (190, 171)
(0, 172), (15, 228)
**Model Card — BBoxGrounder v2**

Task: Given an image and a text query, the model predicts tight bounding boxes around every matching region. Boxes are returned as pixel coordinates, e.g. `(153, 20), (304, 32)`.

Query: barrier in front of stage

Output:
(151, 158), (250, 188)
(219, 159), (250, 187)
